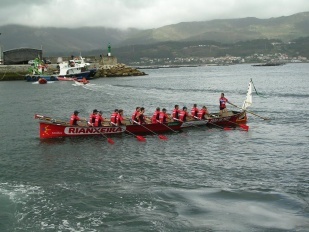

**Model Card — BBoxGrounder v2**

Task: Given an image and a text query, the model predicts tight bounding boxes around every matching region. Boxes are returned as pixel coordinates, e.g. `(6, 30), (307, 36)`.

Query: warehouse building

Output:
(3, 48), (42, 65)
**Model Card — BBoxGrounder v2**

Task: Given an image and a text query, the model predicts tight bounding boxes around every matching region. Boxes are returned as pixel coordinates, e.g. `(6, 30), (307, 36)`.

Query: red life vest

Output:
(159, 112), (168, 123)
(70, 114), (80, 125)
(88, 113), (96, 126)
(132, 111), (139, 122)
(110, 112), (118, 124)
(198, 109), (206, 119)
(179, 110), (188, 122)
(138, 113), (146, 124)
(172, 109), (180, 119)
(191, 107), (199, 117)
(219, 97), (228, 109)
(151, 111), (160, 123)
(116, 114), (124, 125)
(94, 114), (104, 127)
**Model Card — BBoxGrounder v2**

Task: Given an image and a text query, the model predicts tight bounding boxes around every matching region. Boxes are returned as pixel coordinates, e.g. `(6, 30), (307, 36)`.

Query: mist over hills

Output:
(0, 25), (138, 55)
(125, 11), (309, 44)
(0, 12), (308, 57)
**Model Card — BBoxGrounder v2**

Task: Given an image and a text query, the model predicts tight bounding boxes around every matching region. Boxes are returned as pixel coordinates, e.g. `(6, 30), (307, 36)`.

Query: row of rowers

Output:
(69, 104), (210, 126)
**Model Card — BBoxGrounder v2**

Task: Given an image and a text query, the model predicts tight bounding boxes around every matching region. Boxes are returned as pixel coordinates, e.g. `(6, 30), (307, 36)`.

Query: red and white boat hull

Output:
(39, 122), (124, 139)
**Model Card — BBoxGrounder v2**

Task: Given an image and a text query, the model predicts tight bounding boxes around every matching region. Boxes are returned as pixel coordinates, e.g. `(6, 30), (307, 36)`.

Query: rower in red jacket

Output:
(191, 104), (199, 118)
(137, 107), (146, 124)
(198, 106), (209, 120)
(116, 109), (125, 126)
(172, 105), (180, 121)
(132, 106), (140, 124)
(110, 109), (119, 126)
(151, 107), (161, 124)
(159, 108), (169, 123)
(94, 111), (104, 127)
(70, 110), (81, 126)
(179, 106), (192, 122)
(88, 109), (98, 126)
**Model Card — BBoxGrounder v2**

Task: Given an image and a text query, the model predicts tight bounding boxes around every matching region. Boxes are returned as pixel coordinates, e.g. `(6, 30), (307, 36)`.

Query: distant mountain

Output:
(0, 12), (308, 56)
(0, 25), (139, 56)
(121, 12), (309, 45)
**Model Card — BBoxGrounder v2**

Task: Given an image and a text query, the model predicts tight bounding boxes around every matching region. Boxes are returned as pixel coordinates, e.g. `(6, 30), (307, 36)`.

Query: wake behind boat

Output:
(73, 78), (90, 86)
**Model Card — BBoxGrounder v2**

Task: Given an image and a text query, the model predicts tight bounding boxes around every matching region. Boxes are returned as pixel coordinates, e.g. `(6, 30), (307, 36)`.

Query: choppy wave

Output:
(153, 188), (309, 231)
(1, 63), (309, 231)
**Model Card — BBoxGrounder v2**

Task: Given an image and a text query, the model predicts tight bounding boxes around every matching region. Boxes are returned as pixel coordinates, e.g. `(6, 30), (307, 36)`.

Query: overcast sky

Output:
(0, 0), (308, 29)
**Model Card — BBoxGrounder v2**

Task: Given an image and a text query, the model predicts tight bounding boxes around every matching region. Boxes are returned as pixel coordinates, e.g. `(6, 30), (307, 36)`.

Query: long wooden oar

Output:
(136, 122), (168, 140)
(174, 118), (204, 129)
(225, 119), (249, 131)
(228, 102), (270, 120)
(193, 116), (232, 131)
(126, 130), (147, 142)
(93, 127), (115, 144)
(157, 120), (178, 133)
(110, 122), (146, 142)
(207, 120), (232, 130)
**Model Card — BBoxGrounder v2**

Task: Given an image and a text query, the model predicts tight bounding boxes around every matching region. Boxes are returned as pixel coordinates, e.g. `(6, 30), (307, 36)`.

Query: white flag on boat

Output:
(242, 80), (253, 110)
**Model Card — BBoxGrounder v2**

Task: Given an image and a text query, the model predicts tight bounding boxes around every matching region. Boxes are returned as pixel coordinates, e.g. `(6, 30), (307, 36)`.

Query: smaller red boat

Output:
(57, 77), (76, 81)
(38, 78), (47, 84)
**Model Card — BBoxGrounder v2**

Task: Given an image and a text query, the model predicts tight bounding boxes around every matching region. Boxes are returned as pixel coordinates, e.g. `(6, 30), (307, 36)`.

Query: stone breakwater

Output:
(0, 64), (59, 81)
(0, 63), (146, 81)
(96, 63), (147, 77)
(0, 65), (30, 81)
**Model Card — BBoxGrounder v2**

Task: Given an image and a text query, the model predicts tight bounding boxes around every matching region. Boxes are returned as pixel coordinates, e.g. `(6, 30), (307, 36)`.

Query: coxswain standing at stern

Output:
(88, 109), (98, 126)
(94, 111), (104, 127)
(219, 93), (229, 116)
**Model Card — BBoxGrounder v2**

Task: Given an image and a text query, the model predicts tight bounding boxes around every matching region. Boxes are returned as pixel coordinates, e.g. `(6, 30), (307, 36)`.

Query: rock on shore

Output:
(96, 63), (147, 77)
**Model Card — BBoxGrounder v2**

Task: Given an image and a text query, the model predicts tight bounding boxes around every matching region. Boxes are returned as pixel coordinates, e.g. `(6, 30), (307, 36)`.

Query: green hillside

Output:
(96, 37), (309, 64)
(122, 12), (309, 45)
(0, 11), (308, 56)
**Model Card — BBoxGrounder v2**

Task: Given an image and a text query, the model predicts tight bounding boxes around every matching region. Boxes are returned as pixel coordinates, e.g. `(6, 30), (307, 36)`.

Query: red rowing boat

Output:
(126, 121), (182, 135)
(35, 114), (182, 139)
(39, 122), (125, 139)
(181, 111), (247, 128)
